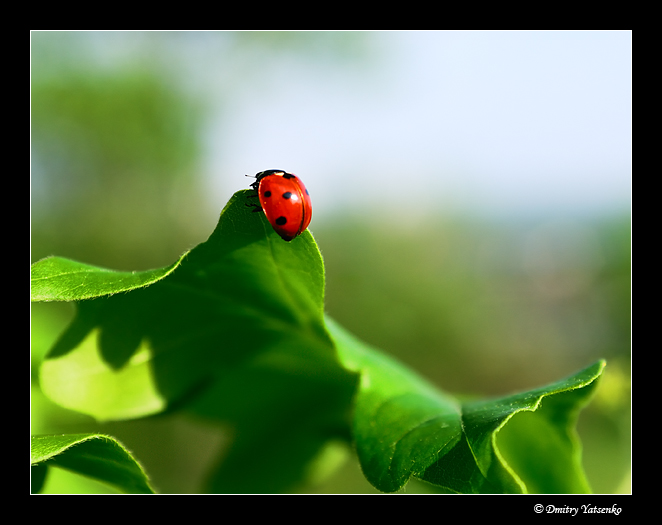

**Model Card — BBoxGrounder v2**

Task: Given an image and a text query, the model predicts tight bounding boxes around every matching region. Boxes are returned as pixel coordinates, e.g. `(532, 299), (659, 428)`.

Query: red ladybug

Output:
(247, 169), (312, 242)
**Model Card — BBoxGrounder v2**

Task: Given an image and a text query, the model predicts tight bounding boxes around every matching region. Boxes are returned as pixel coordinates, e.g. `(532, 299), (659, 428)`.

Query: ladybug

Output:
(246, 169), (312, 242)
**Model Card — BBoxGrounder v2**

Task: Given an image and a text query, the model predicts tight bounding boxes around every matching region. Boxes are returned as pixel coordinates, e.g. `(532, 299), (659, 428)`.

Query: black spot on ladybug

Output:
(305, 189), (309, 195)
(263, 190), (271, 197)
(283, 173), (295, 179)
(282, 192), (293, 199)
(275, 216), (288, 225)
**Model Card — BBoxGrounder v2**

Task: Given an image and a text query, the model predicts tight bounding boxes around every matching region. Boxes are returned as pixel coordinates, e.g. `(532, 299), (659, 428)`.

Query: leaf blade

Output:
(31, 433), (155, 494)
(38, 191), (352, 428)
(327, 316), (462, 492)
(31, 253), (188, 302)
(328, 316), (605, 493)
(34, 188), (606, 494)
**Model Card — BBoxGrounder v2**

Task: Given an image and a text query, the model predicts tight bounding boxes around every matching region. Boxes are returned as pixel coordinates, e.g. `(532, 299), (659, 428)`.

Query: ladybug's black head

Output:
(255, 169), (288, 181)
(246, 169), (295, 193)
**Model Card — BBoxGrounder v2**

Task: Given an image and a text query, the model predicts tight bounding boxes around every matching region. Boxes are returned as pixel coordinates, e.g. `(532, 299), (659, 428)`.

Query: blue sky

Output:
(210, 31), (631, 220)
(32, 31), (631, 222)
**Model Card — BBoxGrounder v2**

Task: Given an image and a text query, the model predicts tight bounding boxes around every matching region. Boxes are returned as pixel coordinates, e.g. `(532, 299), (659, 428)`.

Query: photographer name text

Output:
(534, 504), (622, 516)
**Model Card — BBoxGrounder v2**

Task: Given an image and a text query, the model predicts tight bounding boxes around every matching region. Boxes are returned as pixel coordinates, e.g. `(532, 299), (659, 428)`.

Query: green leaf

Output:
(328, 317), (604, 494)
(35, 190), (358, 492)
(31, 253), (188, 302)
(473, 368), (600, 494)
(34, 189), (605, 493)
(188, 355), (356, 493)
(31, 433), (155, 494)
(327, 317), (461, 492)
(37, 191), (353, 424)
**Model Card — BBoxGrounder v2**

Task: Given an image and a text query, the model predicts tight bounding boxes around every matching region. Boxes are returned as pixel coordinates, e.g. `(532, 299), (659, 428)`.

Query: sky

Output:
(209, 31), (631, 221)
(32, 31), (632, 223)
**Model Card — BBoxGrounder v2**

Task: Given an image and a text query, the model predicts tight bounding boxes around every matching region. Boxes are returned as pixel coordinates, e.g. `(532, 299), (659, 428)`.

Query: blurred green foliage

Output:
(318, 215), (630, 393)
(31, 41), (206, 270)
(316, 216), (630, 494)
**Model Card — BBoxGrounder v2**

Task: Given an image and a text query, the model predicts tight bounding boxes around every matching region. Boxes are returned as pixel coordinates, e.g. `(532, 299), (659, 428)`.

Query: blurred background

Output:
(31, 31), (631, 494)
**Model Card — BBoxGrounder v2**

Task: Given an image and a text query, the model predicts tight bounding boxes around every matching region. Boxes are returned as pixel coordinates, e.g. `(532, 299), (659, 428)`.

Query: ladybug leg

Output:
(245, 193), (262, 212)
(244, 173), (265, 212)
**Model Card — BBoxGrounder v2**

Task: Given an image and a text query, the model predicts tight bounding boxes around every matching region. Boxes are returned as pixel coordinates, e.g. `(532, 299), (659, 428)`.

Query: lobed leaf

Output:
(34, 190), (358, 493)
(33, 189), (605, 494)
(31, 433), (154, 494)
(36, 191), (345, 420)
(31, 253), (188, 302)
(329, 318), (604, 493)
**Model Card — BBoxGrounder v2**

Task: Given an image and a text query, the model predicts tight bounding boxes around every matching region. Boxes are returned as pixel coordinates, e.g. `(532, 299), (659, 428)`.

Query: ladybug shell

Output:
(256, 171), (312, 241)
